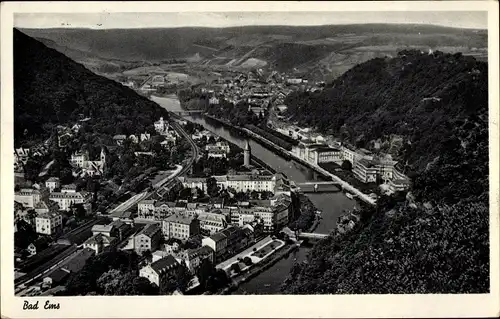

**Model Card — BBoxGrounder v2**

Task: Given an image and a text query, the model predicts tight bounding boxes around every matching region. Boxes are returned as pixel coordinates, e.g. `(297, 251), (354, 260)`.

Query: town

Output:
(14, 63), (412, 297)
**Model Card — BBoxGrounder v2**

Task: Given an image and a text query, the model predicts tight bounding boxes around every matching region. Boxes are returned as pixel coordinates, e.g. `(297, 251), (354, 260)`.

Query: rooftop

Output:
(137, 223), (161, 238)
(150, 255), (179, 274)
(165, 214), (196, 225)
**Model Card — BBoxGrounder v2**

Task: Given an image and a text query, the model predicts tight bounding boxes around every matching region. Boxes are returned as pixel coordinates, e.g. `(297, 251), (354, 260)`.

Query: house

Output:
(129, 135), (139, 144)
(140, 133), (151, 142)
(201, 232), (227, 262)
(34, 200), (59, 215)
(83, 233), (118, 255)
(134, 223), (162, 254)
(208, 96), (220, 105)
(27, 243), (37, 256)
(177, 177), (207, 191)
(154, 117), (169, 134)
(162, 215), (200, 241)
(43, 268), (70, 288)
(59, 247), (95, 273)
(137, 199), (157, 220)
(207, 149), (227, 158)
(183, 246), (215, 272)
(113, 135), (127, 146)
(139, 255), (179, 289)
(45, 177), (60, 192)
(198, 212), (228, 235)
(35, 212), (62, 235)
(49, 190), (91, 211)
(14, 147), (30, 171)
(15, 188), (44, 209)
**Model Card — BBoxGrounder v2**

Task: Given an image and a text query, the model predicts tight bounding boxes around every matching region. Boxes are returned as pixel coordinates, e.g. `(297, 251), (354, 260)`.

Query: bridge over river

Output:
(294, 181), (342, 193)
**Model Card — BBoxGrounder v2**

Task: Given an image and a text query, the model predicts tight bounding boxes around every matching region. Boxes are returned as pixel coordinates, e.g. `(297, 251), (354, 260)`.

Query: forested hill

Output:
(14, 29), (168, 147)
(281, 51), (489, 293)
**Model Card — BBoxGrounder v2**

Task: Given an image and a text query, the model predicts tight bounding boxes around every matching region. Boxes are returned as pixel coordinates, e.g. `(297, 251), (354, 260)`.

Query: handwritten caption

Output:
(23, 300), (60, 310)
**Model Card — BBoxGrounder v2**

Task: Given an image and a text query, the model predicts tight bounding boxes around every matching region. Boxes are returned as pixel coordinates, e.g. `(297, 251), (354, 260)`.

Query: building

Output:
(15, 188), (44, 209)
(183, 246), (215, 272)
(113, 135), (127, 146)
(208, 96), (220, 105)
(225, 174), (276, 193)
(243, 140), (251, 167)
(49, 190), (91, 211)
(34, 200), (59, 215)
(162, 215), (200, 241)
(137, 199), (157, 220)
(202, 225), (254, 262)
(43, 268), (70, 288)
(177, 177), (206, 191)
(205, 141), (231, 154)
(14, 147), (31, 171)
(45, 177), (60, 192)
(134, 223), (162, 254)
(83, 233), (117, 255)
(201, 232), (227, 262)
(70, 148), (106, 176)
(207, 149), (227, 158)
(309, 146), (343, 165)
(35, 212), (62, 235)
(139, 255), (179, 289)
(198, 212), (228, 235)
(353, 158), (398, 184)
(154, 117), (169, 134)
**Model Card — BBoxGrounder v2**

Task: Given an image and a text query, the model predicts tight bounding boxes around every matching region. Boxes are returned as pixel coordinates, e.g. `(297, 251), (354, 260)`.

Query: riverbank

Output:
(218, 243), (300, 295)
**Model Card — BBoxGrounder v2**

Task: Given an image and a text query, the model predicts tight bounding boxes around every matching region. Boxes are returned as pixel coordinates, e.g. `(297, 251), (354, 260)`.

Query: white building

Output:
(139, 255), (179, 289)
(15, 188), (44, 209)
(154, 117), (169, 134)
(83, 233), (117, 255)
(70, 149), (106, 176)
(45, 177), (61, 193)
(198, 212), (228, 235)
(35, 212), (63, 235)
(49, 190), (91, 211)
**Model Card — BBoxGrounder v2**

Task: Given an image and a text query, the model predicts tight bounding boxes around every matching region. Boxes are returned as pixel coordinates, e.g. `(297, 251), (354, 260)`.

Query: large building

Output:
(45, 177), (60, 193)
(134, 223), (162, 254)
(198, 212), (228, 235)
(35, 212), (63, 235)
(49, 189), (91, 211)
(162, 214), (200, 241)
(70, 148), (106, 176)
(201, 225), (254, 262)
(139, 255), (180, 289)
(178, 173), (280, 194)
(15, 188), (45, 208)
(83, 233), (117, 255)
(353, 158), (398, 184)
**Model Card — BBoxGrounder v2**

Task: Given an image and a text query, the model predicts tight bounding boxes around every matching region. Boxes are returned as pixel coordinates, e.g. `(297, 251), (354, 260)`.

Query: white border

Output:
(1, 2), (499, 318)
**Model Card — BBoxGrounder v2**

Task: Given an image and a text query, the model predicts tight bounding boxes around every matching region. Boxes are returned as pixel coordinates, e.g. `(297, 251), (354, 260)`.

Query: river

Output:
(151, 95), (356, 294)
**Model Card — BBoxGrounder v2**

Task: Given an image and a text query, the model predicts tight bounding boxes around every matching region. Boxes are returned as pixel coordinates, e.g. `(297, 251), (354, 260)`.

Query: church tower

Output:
(244, 140), (251, 167)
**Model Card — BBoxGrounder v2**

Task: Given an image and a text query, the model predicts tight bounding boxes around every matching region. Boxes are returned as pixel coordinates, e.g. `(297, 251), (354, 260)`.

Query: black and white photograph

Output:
(1, 1), (499, 318)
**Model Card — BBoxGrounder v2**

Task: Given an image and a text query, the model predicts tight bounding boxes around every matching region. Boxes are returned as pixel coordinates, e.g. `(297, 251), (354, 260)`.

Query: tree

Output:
(341, 160), (353, 171)
(243, 257), (253, 266)
(230, 263), (241, 273)
(206, 177), (219, 198)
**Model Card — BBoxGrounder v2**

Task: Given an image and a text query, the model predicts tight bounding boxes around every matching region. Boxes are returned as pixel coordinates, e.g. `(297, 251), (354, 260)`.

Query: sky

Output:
(14, 11), (488, 30)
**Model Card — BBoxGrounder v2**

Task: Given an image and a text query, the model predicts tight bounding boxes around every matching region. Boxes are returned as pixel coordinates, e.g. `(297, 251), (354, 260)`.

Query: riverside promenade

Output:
(241, 127), (376, 206)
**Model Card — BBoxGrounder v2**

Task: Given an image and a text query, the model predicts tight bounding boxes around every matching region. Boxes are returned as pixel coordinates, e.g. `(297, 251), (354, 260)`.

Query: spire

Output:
(245, 140), (251, 151)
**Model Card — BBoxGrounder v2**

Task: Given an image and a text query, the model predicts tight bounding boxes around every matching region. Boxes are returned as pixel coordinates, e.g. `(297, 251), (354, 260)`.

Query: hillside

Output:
(14, 29), (169, 147)
(20, 24), (487, 80)
(281, 51), (489, 293)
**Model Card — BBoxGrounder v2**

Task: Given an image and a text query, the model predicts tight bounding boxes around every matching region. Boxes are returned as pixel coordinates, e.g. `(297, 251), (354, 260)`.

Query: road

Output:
(15, 113), (198, 294)
(109, 117), (198, 213)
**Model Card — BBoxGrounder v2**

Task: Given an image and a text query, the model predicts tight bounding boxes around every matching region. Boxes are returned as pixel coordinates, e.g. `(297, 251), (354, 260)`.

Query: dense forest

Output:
(14, 29), (169, 147)
(281, 50), (489, 293)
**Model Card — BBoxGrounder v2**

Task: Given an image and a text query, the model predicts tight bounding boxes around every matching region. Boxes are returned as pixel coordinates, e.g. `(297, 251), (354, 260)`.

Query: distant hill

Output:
(281, 50), (489, 294)
(20, 24), (487, 80)
(14, 29), (169, 147)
